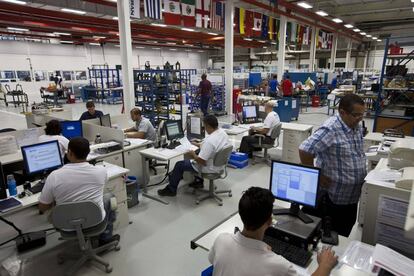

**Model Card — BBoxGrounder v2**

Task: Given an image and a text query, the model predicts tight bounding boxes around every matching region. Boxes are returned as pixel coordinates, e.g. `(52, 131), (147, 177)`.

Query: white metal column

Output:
(345, 39), (352, 70)
(363, 51), (369, 73)
(329, 34), (338, 71)
(224, 0), (234, 115)
(117, 0), (134, 113)
(309, 27), (318, 71)
(277, 15), (287, 80)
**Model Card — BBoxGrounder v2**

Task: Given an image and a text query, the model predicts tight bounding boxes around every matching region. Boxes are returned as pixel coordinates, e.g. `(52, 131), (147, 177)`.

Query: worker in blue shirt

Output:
(331, 75), (339, 90)
(268, 74), (279, 98)
(79, 101), (104, 121)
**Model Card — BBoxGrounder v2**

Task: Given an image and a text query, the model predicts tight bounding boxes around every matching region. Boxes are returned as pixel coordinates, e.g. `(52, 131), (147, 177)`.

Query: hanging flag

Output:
(234, 7), (240, 33)
(130, 0), (141, 19)
(261, 14), (269, 39)
(182, 0), (196, 27)
(291, 22), (297, 43)
(317, 30), (323, 48)
(239, 8), (245, 34)
(286, 22), (291, 43)
(144, 0), (162, 19)
(303, 26), (310, 45)
(244, 10), (254, 37)
(196, 0), (210, 28)
(275, 18), (279, 42)
(327, 33), (333, 49)
(268, 16), (274, 40)
(210, 0), (224, 30)
(253, 12), (262, 37)
(297, 25), (305, 45)
(163, 0), (181, 25)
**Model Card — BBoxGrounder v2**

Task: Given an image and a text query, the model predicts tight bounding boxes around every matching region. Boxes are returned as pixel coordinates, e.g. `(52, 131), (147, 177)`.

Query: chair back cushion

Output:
(270, 123), (282, 140)
(213, 145), (233, 167)
(51, 201), (103, 230)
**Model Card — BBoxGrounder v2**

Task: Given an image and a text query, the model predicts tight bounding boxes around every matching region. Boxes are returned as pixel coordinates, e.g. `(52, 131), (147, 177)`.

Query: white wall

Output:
(367, 46), (414, 72)
(0, 41), (208, 102)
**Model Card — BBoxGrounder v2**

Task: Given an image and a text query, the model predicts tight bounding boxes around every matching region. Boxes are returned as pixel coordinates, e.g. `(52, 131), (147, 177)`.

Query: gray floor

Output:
(0, 102), (369, 276)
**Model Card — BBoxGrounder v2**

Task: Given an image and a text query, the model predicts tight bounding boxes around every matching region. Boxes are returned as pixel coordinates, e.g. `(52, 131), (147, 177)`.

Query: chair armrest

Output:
(253, 134), (265, 146)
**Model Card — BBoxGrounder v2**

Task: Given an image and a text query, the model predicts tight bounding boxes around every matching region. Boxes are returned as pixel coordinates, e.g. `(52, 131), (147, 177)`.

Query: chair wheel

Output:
(115, 245), (121, 251)
(105, 266), (113, 273)
(196, 200), (200, 205)
(228, 192), (232, 197)
(218, 202), (223, 206)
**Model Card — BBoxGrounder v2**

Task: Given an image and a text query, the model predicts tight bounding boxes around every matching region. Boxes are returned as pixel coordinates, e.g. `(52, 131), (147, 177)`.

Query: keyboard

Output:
(166, 141), (181, 149)
(263, 235), (312, 268)
(29, 181), (45, 194)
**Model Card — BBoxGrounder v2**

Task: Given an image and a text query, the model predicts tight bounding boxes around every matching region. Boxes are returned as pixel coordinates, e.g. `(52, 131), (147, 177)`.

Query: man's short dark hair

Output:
(203, 114), (218, 129)
(273, 74), (277, 79)
(68, 137), (90, 160)
(45, 119), (61, 136)
(239, 187), (275, 231)
(339, 94), (364, 113)
(86, 101), (95, 108)
(130, 108), (142, 116)
(201, 73), (207, 79)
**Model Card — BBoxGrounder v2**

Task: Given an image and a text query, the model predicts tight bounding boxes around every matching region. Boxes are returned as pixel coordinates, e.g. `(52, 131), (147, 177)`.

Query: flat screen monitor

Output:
(187, 115), (204, 139)
(243, 105), (257, 119)
(21, 140), (63, 176)
(100, 114), (111, 128)
(165, 120), (184, 141)
(269, 161), (320, 223)
(61, 120), (83, 139)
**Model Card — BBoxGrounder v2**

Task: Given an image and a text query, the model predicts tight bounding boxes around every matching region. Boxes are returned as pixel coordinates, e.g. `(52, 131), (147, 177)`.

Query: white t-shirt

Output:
(263, 111), (281, 136)
(209, 232), (297, 276)
(192, 128), (231, 174)
(38, 134), (69, 158)
(134, 117), (156, 142)
(39, 162), (107, 219)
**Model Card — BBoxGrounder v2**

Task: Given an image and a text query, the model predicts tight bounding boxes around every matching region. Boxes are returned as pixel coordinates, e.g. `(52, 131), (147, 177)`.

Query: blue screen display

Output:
(61, 121), (82, 139)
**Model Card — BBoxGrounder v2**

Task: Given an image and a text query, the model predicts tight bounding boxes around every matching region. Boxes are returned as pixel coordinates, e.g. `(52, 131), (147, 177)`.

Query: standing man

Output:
(281, 75), (293, 97)
(331, 75), (339, 90)
(198, 73), (212, 116)
(299, 94), (367, 237)
(79, 101), (104, 121)
(268, 74), (279, 98)
(124, 108), (156, 142)
(239, 102), (280, 158)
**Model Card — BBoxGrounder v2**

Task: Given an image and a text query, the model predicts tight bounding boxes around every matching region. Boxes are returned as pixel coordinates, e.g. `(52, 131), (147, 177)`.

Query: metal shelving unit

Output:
(188, 84), (226, 116)
(87, 65), (122, 103)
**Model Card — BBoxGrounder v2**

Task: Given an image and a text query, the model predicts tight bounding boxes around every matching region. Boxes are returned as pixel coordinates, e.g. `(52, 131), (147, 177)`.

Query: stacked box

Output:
(228, 152), (249, 169)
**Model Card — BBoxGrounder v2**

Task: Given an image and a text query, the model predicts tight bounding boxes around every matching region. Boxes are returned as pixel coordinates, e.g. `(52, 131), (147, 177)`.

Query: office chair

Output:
(150, 120), (167, 175)
(194, 145), (233, 206)
(0, 128), (16, 133)
(251, 123), (282, 165)
(51, 200), (120, 276)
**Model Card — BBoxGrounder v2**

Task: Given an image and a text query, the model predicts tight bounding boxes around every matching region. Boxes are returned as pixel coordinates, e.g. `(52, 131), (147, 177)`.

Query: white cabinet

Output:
(100, 152), (123, 167)
(105, 175), (129, 230)
(281, 124), (312, 164)
(123, 147), (145, 185)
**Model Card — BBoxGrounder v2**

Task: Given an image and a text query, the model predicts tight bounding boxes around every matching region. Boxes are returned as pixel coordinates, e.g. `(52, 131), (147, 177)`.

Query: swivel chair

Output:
(251, 123), (282, 165)
(150, 120), (168, 175)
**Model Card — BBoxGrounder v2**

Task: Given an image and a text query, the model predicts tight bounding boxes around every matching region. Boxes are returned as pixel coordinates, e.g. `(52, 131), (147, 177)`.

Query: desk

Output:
(191, 211), (368, 276)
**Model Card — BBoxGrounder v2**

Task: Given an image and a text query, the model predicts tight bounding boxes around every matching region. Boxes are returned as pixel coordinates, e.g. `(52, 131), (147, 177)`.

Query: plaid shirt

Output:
(299, 115), (367, 205)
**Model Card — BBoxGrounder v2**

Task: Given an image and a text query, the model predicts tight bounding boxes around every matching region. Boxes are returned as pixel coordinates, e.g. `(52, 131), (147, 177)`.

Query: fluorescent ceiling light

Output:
(136, 46), (145, 49)
(412, 0), (414, 2)
(366, 34), (372, 38)
(150, 23), (167, 27)
(152, 47), (161, 50)
(93, 36), (106, 39)
(344, 24), (353, 28)
(60, 41), (74, 44)
(297, 2), (312, 9)
(146, 40), (158, 43)
(185, 44), (194, 47)
(7, 27), (29, 32)
(2, 0), (27, 5)
(208, 32), (218, 35)
(114, 44), (120, 47)
(181, 28), (195, 32)
(166, 42), (176, 45)
(377, 39), (382, 42)
(258, 40), (266, 43)
(360, 32), (366, 35)
(353, 29), (360, 32)
(263, 46), (267, 49)
(61, 8), (86, 15)
(271, 42), (277, 45)
(54, 32), (71, 36)
(89, 43), (101, 46)
(315, 10), (328, 17)
(412, 7), (414, 12)
(243, 38), (253, 41)
(372, 36), (378, 40)
(169, 48), (177, 51)
(112, 17), (118, 20)
(332, 18), (343, 23)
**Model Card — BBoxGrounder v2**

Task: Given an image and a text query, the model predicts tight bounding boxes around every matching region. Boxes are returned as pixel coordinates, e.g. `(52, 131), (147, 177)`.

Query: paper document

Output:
(124, 138), (148, 147)
(364, 168), (401, 188)
(176, 137), (193, 153)
(16, 128), (39, 147)
(339, 241), (374, 273)
(371, 244), (414, 276)
(0, 136), (18, 156)
(292, 100), (297, 109)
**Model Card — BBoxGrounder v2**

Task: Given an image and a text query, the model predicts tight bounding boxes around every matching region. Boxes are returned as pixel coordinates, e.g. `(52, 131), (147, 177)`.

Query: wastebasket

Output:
(126, 176), (139, 208)
(312, 95), (320, 107)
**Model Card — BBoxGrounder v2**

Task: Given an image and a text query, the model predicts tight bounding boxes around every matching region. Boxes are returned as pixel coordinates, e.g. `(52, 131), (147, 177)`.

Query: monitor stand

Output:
(273, 203), (314, 224)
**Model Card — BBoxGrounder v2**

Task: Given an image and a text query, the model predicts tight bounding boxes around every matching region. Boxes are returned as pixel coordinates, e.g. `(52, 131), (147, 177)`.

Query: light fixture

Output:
(150, 23), (167, 27)
(344, 24), (353, 28)
(61, 8), (86, 15)
(360, 32), (366, 35)
(198, 50), (204, 52)
(112, 17), (119, 20)
(297, 2), (313, 9)
(208, 32), (218, 35)
(377, 39), (382, 42)
(263, 46), (267, 49)
(243, 38), (253, 41)
(114, 44), (120, 47)
(258, 40), (266, 43)
(271, 42), (277, 45)
(315, 10), (328, 17)
(372, 36), (378, 40)
(7, 27), (29, 32)
(60, 41), (74, 44)
(332, 18), (343, 23)
(93, 36), (106, 39)
(412, 7), (414, 12)
(89, 43), (101, 46)
(166, 42), (176, 45)
(412, 0), (414, 2)
(169, 48), (177, 51)
(366, 34), (372, 38)
(2, 0), (27, 5)
(181, 28), (195, 32)
(152, 47), (161, 50)
(353, 29), (360, 32)
(146, 40), (158, 43)
(136, 46), (145, 49)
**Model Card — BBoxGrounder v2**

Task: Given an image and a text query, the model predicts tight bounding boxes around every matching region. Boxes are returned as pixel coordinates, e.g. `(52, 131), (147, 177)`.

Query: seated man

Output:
(124, 108), (156, 142)
(38, 137), (119, 245)
(239, 102), (280, 158)
(209, 187), (338, 276)
(79, 101), (104, 121)
(157, 115), (230, 197)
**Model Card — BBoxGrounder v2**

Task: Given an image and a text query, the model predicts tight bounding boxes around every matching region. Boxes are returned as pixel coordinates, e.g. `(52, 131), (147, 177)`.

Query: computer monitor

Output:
(61, 120), (83, 139)
(269, 160), (320, 223)
(0, 162), (7, 199)
(21, 140), (63, 176)
(242, 105), (258, 123)
(165, 120), (184, 141)
(100, 114), (111, 128)
(187, 115), (204, 139)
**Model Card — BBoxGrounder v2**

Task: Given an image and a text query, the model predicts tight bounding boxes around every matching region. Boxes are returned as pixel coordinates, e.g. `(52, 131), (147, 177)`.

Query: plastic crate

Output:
(228, 152), (249, 169)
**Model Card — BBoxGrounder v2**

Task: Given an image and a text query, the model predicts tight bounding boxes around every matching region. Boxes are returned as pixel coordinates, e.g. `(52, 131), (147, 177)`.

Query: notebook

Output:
(0, 197), (22, 213)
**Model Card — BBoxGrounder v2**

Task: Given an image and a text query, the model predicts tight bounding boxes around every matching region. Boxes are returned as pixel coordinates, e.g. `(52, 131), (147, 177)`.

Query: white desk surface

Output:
(192, 211), (368, 276)
(139, 145), (198, 161)
(221, 122), (313, 136)
(364, 132), (414, 143)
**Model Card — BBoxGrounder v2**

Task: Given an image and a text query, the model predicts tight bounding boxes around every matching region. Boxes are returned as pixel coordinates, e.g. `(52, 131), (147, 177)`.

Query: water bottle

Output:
(95, 133), (102, 144)
(7, 175), (17, 196)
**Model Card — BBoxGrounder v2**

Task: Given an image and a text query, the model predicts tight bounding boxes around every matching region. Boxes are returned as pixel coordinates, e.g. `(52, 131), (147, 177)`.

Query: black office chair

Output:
(0, 128), (16, 133)
(149, 120), (167, 175)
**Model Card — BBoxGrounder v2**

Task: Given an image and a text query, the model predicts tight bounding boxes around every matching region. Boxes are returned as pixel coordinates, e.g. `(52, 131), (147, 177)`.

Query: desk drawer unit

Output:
(282, 129), (311, 164)
(100, 153), (123, 167)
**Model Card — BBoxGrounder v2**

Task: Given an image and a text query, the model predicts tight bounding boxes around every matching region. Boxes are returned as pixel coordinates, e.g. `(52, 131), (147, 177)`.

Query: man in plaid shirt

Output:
(299, 94), (367, 237)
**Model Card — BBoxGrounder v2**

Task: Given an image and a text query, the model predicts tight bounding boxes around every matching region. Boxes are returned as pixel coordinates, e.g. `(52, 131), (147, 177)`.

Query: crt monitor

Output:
(61, 120), (83, 139)
(100, 114), (112, 128)
(165, 120), (184, 141)
(187, 115), (204, 139)
(269, 160), (320, 223)
(21, 140), (63, 176)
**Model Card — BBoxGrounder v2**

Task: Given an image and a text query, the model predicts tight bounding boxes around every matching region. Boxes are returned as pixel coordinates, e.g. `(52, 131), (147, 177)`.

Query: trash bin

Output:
(312, 95), (320, 107)
(126, 176), (139, 208)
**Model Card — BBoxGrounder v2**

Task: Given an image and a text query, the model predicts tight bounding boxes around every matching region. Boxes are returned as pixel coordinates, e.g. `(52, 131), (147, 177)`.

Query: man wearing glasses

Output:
(298, 94), (367, 237)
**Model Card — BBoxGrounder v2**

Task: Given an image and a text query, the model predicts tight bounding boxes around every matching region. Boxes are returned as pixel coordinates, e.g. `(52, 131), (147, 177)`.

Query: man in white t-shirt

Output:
(124, 108), (156, 142)
(39, 137), (119, 245)
(209, 187), (338, 276)
(38, 119), (69, 158)
(239, 102), (280, 158)
(158, 115), (231, 197)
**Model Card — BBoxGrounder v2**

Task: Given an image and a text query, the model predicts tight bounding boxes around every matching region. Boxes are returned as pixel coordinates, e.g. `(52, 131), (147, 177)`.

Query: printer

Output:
(388, 140), (414, 169)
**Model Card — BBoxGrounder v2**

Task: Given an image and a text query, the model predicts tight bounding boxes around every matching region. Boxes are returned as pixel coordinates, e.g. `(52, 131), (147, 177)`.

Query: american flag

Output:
(210, 0), (224, 30)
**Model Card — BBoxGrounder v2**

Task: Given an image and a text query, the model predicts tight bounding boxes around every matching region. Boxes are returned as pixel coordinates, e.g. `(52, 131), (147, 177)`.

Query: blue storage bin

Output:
(229, 152), (249, 169)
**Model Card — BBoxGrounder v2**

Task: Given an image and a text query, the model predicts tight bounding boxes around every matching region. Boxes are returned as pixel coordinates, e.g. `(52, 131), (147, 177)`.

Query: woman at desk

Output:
(38, 119), (69, 158)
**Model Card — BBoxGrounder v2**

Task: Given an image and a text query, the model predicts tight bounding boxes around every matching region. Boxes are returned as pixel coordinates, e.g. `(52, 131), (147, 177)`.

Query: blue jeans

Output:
(166, 159), (202, 192)
(99, 193), (116, 242)
(200, 95), (210, 116)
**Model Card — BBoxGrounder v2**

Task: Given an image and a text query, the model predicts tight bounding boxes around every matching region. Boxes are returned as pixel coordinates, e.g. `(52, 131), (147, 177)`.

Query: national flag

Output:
(195, 0), (210, 28)
(327, 33), (333, 49)
(234, 7), (240, 33)
(268, 16), (274, 40)
(297, 25), (304, 45)
(181, 0), (196, 27)
(317, 29), (323, 48)
(303, 26), (310, 45)
(253, 12), (262, 37)
(163, 0), (181, 25)
(286, 22), (291, 43)
(130, 0), (141, 19)
(261, 14), (269, 39)
(144, 0), (162, 19)
(291, 22), (297, 43)
(210, 0), (224, 30)
(244, 10), (254, 37)
(239, 7), (245, 34)
(275, 18), (279, 41)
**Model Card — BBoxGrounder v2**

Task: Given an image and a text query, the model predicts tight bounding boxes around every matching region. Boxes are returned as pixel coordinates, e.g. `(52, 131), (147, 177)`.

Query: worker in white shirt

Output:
(158, 115), (230, 197)
(209, 187), (338, 276)
(124, 108), (156, 142)
(38, 137), (120, 246)
(239, 102), (280, 158)
(38, 119), (69, 159)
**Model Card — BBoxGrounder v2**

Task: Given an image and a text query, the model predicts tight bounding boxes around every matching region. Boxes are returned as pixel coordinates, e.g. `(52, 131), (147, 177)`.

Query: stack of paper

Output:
(371, 244), (414, 276)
